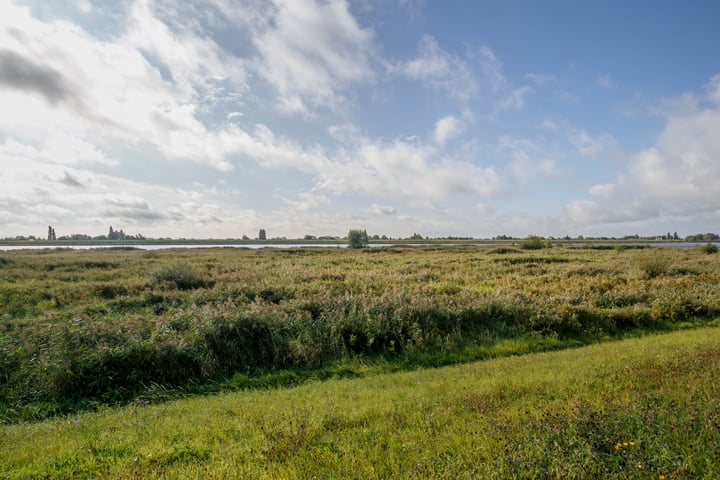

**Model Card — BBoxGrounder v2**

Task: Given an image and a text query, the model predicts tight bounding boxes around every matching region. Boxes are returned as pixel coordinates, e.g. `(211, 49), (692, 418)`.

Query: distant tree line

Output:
(685, 233), (719, 242)
(40, 226), (145, 241)
(5, 227), (719, 243)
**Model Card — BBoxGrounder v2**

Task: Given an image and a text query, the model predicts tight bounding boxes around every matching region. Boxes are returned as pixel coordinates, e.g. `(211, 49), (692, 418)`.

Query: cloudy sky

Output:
(1, 0), (719, 239)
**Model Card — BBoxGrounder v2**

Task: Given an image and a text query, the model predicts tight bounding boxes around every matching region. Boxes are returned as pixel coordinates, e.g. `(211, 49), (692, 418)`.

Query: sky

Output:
(1, 0), (719, 240)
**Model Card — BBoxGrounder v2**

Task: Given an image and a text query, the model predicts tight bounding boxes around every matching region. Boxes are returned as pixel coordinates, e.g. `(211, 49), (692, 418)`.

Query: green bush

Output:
(519, 236), (547, 250)
(149, 262), (209, 290)
(700, 243), (718, 254)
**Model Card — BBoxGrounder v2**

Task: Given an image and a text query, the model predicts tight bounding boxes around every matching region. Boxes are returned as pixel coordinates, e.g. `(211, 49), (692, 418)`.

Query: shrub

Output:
(635, 253), (670, 279)
(519, 236), (546, 250)
(149, 262), (209, 290)
(700, 243), (718, 254)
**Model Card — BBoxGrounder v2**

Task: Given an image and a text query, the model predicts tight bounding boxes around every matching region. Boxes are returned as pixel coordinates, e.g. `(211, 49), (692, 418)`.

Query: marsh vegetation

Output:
(1, 245), (718, 424)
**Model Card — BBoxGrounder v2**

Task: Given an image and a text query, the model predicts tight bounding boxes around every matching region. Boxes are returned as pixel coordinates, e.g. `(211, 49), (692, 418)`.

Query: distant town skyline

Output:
(1, 1), (719, 239)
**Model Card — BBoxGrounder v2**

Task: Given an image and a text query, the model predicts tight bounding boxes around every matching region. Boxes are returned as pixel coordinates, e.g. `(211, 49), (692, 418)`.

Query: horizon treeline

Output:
(2, 227), (720, 243)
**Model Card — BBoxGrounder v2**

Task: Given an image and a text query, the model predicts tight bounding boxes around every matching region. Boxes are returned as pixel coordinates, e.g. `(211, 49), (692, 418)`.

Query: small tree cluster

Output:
(105, 226), (144, 240)
(47, 226), (56, 240)
(348, 229), (369, 248)
(519, 235), (550, 250)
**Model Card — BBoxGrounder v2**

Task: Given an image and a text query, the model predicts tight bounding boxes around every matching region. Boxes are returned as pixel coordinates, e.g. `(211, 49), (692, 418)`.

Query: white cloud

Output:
(588, 183), (615, 197)
(498, 135), (557, 182)
(328, 123), (361, 142)
(0, 1), (249, 172)
(0, 137), (258, 237)
(708, 74), (720, 103)
(370, 204), (397, 216)
(327, 139), (503, 205)
(42, 134), (118, 166)
(251, 0), (375, 114)
(433, 114), (465, 145)
(471, 45), (506, 93)
(539, 119), (558, 130)
(74, 0), (92, 13)
(473, 202), (494, 215)
(395, 36), (481, 101)
(565, 75), (720, 227)
(282, 192), (331, 212)
(493, 85), (534, 115)
(568, 129), (617, 156)
(123, 0), (246, 99)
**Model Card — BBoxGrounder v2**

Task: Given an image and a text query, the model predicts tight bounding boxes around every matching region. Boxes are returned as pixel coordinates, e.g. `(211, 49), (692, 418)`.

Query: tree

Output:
(519, 235), (546, 250)
(348, 229), (369, 249)
(258, 229), (266, 240)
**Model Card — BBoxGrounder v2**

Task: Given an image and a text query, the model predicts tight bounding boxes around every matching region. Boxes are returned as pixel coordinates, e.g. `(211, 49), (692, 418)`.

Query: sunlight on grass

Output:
(2, 327), (718, 478)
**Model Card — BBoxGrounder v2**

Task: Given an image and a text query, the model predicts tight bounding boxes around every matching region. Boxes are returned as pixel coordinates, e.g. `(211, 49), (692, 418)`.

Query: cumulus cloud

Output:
(250, 0), (375, 114)
(320, 139), (503, 205)
(125, 0), (246, 85)
(565, 75), (720, 227)
(433, 114), (465, 145)
(0, 1), (248, 172)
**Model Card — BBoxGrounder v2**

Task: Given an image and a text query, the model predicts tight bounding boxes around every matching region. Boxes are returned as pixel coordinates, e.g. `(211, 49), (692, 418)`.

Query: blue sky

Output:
(1, 0), (719, 239)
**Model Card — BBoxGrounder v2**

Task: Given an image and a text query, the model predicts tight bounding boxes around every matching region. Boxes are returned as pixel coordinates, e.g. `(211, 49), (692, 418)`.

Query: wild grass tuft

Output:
(148, 262), (210, 290)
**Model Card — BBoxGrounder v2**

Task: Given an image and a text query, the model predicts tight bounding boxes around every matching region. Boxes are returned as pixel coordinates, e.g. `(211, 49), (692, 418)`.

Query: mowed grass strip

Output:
(2, 326), (718, 479)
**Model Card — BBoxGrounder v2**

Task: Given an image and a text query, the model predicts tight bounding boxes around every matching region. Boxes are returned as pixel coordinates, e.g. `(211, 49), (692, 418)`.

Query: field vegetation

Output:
(1, 327), (718, 478)
(1, 244), (719, 424)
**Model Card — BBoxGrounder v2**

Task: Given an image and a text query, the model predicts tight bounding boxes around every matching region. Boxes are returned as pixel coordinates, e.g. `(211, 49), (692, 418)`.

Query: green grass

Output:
(1, 326), (718, 479)
(2, 246), (720, 422)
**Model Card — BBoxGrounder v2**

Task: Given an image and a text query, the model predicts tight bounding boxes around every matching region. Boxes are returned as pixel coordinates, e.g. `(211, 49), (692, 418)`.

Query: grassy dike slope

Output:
(2, 326), (719, 479)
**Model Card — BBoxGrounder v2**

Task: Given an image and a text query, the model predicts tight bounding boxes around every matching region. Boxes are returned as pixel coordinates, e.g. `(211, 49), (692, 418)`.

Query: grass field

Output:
(1, 245), (719, 477)
(1, 245), (719, 423)
(1, 326), (718, 479)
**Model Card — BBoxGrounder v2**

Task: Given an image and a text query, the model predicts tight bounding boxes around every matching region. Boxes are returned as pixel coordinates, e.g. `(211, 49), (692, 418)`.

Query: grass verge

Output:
(1, 326), (719, 479)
